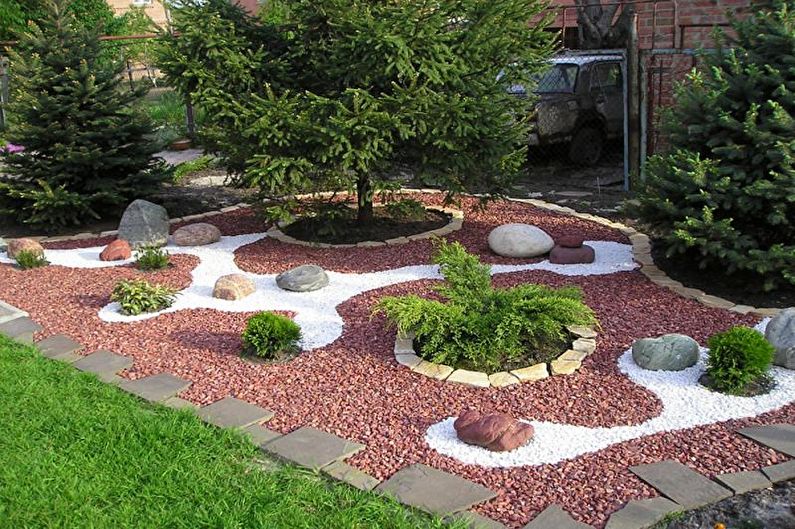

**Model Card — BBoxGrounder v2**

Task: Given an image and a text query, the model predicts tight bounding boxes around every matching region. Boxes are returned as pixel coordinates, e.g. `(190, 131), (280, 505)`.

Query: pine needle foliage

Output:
(634, 1), (795, 290)
(374, 240), (597, 372)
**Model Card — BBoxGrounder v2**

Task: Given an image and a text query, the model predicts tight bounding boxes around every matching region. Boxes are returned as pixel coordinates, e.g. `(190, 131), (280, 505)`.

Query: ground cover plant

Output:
(374, 239), (597, 372)
(0, 0), (162, 229)
(0, 335), (458, 529)
(14, 249), (48, 269)
(241, 311), (301, 360)
(704, 326), (775, 396)
(634, 1), (795, 290)
(158, 0), (556, 226)
(135, 246), (170, 271)
(110, 279), (177, 315)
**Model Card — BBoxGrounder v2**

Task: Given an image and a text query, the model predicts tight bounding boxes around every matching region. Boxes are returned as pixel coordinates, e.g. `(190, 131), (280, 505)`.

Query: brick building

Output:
(106, 0), (169, 28)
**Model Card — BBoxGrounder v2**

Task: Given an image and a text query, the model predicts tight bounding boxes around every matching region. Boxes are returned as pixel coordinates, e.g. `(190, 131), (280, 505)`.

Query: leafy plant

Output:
(241, 312), (301, 360)
(110, 279), (178, 316)
(173, 155), (217, 183)
(385, 199), (426, 221)
(374, 240), (598, 372)
(158, 0), (556, 224)
(633, 2), (795, 290)
(135, 246), (170, 271)
(706, 326), (774, 395)
(14, 249), (48, 269)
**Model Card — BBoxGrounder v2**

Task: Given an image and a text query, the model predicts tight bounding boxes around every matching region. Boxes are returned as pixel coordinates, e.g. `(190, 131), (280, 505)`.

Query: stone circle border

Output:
(394, 326), (598, 388)
(9, 188), (781, 317)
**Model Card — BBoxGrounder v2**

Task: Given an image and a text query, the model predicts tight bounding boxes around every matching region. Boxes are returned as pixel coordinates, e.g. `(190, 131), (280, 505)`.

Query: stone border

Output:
(266, 205), (464, 249)
(394, 325), (598, 388)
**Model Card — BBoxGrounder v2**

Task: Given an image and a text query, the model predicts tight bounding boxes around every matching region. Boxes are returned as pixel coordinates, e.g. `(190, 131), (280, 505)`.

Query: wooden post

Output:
(0, 56), (8, 130)
(626, 13), (641, 188)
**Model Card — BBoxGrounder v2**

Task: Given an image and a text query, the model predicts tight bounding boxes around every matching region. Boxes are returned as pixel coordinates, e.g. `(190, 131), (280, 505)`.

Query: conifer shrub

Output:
(705, 326), (775, 395)
(241, 312), (301, 360)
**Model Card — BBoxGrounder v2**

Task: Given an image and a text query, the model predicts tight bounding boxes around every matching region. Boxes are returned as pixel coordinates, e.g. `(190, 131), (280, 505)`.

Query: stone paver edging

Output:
(394, 325), (598, 388)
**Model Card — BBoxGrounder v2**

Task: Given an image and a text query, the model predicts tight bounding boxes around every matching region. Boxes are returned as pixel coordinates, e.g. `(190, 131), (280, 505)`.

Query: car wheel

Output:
(568, 127), (604, 166)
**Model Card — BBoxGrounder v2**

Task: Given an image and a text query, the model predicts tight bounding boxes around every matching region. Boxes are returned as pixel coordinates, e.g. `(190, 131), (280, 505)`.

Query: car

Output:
(508, 54), (625, 166)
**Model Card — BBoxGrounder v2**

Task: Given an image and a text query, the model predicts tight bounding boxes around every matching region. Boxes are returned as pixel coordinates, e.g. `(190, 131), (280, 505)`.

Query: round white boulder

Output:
(487, 224), (555, 258)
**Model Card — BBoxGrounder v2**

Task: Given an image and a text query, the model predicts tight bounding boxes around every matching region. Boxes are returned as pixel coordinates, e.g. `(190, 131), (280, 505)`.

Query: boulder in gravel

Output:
(454, 410), (534, 452)
(100, 239), (132, 261)
(276, 264), (329, 292)
(557, 234), (584, 248)
(172, 222), (221, 246)
(487, 223), (554, 258)
(632, 333), (700, 371)
(117, 199), (169, 249)
(213, 274), (256, 300)
(7, 238), (44, 259)
(765, 308), (795, 370)
(549, 244), (595, 264)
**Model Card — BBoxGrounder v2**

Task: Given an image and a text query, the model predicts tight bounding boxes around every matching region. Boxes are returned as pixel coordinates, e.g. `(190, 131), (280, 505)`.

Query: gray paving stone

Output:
(243, 424), (282, 446)
(714, 470), (771, 494)
(73, 349), (132, 375)
(0, 317), (42, 344)
(605, 497), (680, 529)
(447, 510), (507, 529)
(119, 373), (191, 402)
(263, 427), (364, 470)
(37, 334), (82, 362)
(376, 464), (496, 516)
(322, 460), (381, 491)
(0, 300), (27, 325)
(629, 460), (731, 510)
(761, 460), (795, 483)
(522, 505), (593, 529)
(196, 397), (274, 429)
(738, 424), (795, 457)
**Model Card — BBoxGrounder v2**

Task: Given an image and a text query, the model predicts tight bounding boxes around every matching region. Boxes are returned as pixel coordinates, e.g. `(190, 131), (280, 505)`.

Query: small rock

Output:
(172, 223), (221, 246)
(100, 239), (132, 261)
(276, 264), (329, 292)
(549, 244), (595, 264)
(632, 333), (700, 371)
(117, 199), (169, 249)
(0, 237), (6, 251)
(487, 223), (554, 258)
(454, 410), (534, 452)
(7, 238), (44, 259)
(557, 235), (584, 248)
(765, 308), (795, 369)
(213, 274), (256, 300)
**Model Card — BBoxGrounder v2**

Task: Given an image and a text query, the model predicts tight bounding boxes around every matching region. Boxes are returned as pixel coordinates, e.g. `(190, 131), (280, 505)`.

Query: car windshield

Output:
(534, 63), (579, 93)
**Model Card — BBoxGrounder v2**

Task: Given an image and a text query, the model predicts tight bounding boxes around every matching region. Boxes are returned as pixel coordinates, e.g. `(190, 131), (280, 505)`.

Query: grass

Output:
(0, 334), (456, 529)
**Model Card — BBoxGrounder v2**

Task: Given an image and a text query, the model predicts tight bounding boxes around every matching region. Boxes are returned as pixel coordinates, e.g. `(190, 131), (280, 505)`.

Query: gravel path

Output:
(0, 194), (792, 528)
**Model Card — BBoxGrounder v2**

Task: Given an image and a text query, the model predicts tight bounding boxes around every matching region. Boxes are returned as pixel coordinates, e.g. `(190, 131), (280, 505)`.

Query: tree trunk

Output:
(574, 0), (635, 49)
(356, 176), (373, 224)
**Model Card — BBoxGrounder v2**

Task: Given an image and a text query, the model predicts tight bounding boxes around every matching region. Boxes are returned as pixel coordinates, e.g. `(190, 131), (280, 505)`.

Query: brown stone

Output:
(213, 274), (256, 300)
(7, 238), (44, 259)
(453, 410), (533, 452)
(557, 235), (584, 248)
(549, 244), (595, 264)
(100, 239), (132, 261)
(172, 222), (221, 246)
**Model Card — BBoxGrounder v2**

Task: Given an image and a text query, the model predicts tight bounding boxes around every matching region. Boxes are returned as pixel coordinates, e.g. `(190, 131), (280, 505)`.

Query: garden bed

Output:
(0, 192), (792, 529)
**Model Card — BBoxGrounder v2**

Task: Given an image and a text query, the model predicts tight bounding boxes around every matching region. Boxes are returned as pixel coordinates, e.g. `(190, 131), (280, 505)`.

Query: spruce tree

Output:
(0, 0), (162, 229)
(635, 1), (795, 289)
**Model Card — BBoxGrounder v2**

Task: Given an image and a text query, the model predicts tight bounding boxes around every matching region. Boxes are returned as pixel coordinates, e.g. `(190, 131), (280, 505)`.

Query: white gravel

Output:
(424, 320), (795, 468)
(0, 236), (636, 350)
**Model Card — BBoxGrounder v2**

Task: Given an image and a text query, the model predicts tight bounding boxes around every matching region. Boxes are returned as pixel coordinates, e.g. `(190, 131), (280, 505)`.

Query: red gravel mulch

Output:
(1, 194), (791, 529)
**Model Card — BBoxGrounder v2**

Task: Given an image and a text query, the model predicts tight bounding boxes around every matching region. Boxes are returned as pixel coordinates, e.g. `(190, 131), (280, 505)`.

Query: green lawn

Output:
(0, 335), (452, 529)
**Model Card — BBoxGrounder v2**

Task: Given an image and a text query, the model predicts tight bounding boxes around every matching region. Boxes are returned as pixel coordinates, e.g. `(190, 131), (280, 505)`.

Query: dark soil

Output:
(651, 243), (795, 309)
(282, 207), (450, 244)
(658, 480), (795, 529)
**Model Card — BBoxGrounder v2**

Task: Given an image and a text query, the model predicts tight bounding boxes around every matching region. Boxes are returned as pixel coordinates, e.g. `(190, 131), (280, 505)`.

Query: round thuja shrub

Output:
(705, 326), (775, 395)
(241, 312), (301, 360)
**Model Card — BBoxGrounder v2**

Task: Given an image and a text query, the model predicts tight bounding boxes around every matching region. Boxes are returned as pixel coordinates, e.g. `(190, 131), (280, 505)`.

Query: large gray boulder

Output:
(632, 334), (700, 371)
(117, 199), (169, 249)
(276, 264), (329, 292)
(487, 224), (554, 258)
(765, 308), (795, 370)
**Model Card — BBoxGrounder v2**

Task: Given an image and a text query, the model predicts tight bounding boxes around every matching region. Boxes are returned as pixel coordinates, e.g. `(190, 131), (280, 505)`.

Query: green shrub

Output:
(15, 249), (48, 269)
(706, 326), (774, 395)
(633, 2), (795, 290)
(241, 312), (301, 359)
(110, 279), (178, 316)
(173, 155), (216, 183)
(135, 246), (170, 271)
(385, 199), (426, 221)
(374, 239), (598, 372)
